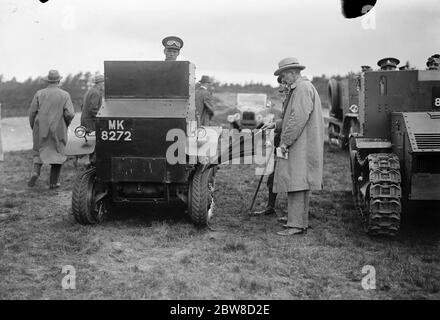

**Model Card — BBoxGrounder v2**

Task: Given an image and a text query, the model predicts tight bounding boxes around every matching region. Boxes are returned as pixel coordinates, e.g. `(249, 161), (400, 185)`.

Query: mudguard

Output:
(65, 134), (96, 156)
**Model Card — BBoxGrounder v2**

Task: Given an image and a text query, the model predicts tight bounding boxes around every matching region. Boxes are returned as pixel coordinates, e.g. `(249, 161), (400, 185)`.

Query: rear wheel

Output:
(72, 167), (108, 225)
(188, 167), (216, 227)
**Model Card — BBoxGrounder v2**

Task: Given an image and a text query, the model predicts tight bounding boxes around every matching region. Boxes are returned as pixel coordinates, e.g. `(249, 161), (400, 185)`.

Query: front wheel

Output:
(72, 167), (109, 225)
(188, 167), (216, 227)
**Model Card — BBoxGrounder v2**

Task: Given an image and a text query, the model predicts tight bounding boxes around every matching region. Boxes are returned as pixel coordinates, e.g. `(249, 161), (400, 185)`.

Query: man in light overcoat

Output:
(263, 57), (324, 236)
(28, 70), (75, 189)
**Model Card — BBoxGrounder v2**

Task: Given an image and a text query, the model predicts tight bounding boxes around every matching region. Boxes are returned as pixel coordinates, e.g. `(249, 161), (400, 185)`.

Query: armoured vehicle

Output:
(227, 93), (274, 130)
(349, 68), (440, 236)
(68, 61), (220, 227)
(327, 75), (361, 148)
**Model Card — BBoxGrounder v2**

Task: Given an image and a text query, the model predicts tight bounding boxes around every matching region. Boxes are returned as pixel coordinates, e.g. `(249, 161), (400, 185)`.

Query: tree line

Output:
(0, 72), (336, 118)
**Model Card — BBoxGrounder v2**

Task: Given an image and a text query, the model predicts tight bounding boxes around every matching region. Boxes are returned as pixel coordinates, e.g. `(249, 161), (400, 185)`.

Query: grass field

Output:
(1, 142), (440, 300)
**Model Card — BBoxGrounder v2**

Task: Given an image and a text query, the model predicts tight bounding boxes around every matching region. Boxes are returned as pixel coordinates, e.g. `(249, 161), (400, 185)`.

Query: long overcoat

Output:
(195, 86), (215, 125)
(80, 85), (103, 131)
(29, 84), (75, 164)
(273, 76), (324, 193)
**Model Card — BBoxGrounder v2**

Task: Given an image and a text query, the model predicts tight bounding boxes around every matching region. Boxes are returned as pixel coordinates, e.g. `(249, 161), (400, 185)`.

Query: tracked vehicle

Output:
(349, 69), (440, 236)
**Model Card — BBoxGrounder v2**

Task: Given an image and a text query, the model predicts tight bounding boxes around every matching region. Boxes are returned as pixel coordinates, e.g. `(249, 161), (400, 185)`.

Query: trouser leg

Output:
(49, 164), (62, 188)
(27, 163), (42, 187)
(286, 190), (310, 229)
(266, 172), (277, 209)
(303, 190), (310, 228)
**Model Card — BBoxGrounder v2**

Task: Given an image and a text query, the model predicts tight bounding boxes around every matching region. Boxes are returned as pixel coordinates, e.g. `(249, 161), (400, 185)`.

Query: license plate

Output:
(100, 120), (132, 141)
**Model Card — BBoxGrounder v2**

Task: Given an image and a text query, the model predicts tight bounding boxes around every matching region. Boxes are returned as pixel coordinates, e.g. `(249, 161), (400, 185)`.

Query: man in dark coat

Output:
(253, 76), (291, 216)
(80, 74), (105, 132)
(28, 70), (75, 189)
(195, 75), (215, 126)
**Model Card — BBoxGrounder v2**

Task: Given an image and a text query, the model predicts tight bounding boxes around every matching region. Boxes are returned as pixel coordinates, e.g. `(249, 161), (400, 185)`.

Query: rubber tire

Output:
(72, 167), (104, 225)
(188, 168), (214, 227)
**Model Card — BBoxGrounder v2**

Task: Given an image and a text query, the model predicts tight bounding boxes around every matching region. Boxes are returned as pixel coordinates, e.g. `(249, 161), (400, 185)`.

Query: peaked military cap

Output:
(361, 65), (372, 72)
(427, 54), (440, 68)
(162, 36), (184, 50)
(377, 57), (400, 69)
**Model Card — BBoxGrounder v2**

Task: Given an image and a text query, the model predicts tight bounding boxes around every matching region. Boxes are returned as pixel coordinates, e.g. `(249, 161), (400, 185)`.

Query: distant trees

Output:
(0, 72), (340, 118)
(0, 72), (93, 118)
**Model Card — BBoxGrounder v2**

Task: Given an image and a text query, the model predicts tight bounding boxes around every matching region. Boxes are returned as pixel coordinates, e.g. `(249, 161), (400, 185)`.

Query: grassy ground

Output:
(1, 143), (440, 300)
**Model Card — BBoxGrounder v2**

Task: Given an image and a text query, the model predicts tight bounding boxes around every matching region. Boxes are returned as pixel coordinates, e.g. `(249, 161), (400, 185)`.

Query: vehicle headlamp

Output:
(74, 126), (87, 138)
(349, 104), (359, 113)
(197, 127), (207, 139)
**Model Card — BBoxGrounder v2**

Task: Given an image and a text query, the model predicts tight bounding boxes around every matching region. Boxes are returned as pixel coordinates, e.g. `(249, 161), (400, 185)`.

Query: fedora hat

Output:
(93, 74), (105, 84)
(199, 75), (212, 83)
(274, 57), (305, 76)
(43, 69), (62, 82)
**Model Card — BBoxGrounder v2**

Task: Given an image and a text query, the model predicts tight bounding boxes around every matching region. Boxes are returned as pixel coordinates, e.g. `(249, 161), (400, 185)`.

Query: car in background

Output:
(227, 93), (274, 130)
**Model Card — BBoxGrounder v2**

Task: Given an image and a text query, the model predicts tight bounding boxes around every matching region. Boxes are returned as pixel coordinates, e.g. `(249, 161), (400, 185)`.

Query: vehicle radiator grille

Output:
(242, 112), (255, 121)
(414, 133), (440, 150)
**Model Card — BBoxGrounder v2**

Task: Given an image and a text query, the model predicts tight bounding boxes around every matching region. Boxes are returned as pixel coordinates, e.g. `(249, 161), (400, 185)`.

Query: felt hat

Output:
(43, 69), (62, 82)
(274, 57), (305, 76)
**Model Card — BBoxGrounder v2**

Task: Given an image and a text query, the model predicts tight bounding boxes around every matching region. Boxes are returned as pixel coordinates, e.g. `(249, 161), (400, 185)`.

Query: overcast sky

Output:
(0, 0), (439, 85)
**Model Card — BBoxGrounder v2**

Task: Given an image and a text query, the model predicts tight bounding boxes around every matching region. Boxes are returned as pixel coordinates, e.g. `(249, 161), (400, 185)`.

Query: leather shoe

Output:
(277, 227), (307, 236)
(252, 207), (275, 216)
(277, 216), (287, 223)
(27, 174), (39, 187)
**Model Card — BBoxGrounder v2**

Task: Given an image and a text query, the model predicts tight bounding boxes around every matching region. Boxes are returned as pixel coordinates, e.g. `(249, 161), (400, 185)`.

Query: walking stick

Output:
(248, 174), (265, 212)
(248, 128), (275, 213)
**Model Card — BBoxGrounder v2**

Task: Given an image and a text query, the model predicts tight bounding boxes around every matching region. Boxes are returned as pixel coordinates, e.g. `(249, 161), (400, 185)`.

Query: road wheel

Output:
(72, 167), (108, 225)
(188, 167), (215, 227)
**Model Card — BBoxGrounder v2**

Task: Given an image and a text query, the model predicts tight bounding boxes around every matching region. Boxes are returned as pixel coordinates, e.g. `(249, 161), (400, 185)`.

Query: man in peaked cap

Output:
(28, 69), (75, 189)
(80, 74), (105, 133)
(377, 57), (400, 71)
(195, 75), (215, 126)
(361, 65), (372, 72)
(262, 57), (325, 236)
(427, 54), (440, 70)
(162, 36), (184, 61)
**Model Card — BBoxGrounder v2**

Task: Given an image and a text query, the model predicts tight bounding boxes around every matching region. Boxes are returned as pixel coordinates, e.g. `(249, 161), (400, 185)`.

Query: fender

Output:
(65, 135), (96, 156)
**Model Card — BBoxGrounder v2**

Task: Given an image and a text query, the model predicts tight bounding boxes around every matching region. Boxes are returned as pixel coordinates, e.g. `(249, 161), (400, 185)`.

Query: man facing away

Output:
(80, 74), (105, 132)
(28, 70), (75, 189)
(262, 57), (325, 236)
(195, 75), (215, 126)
